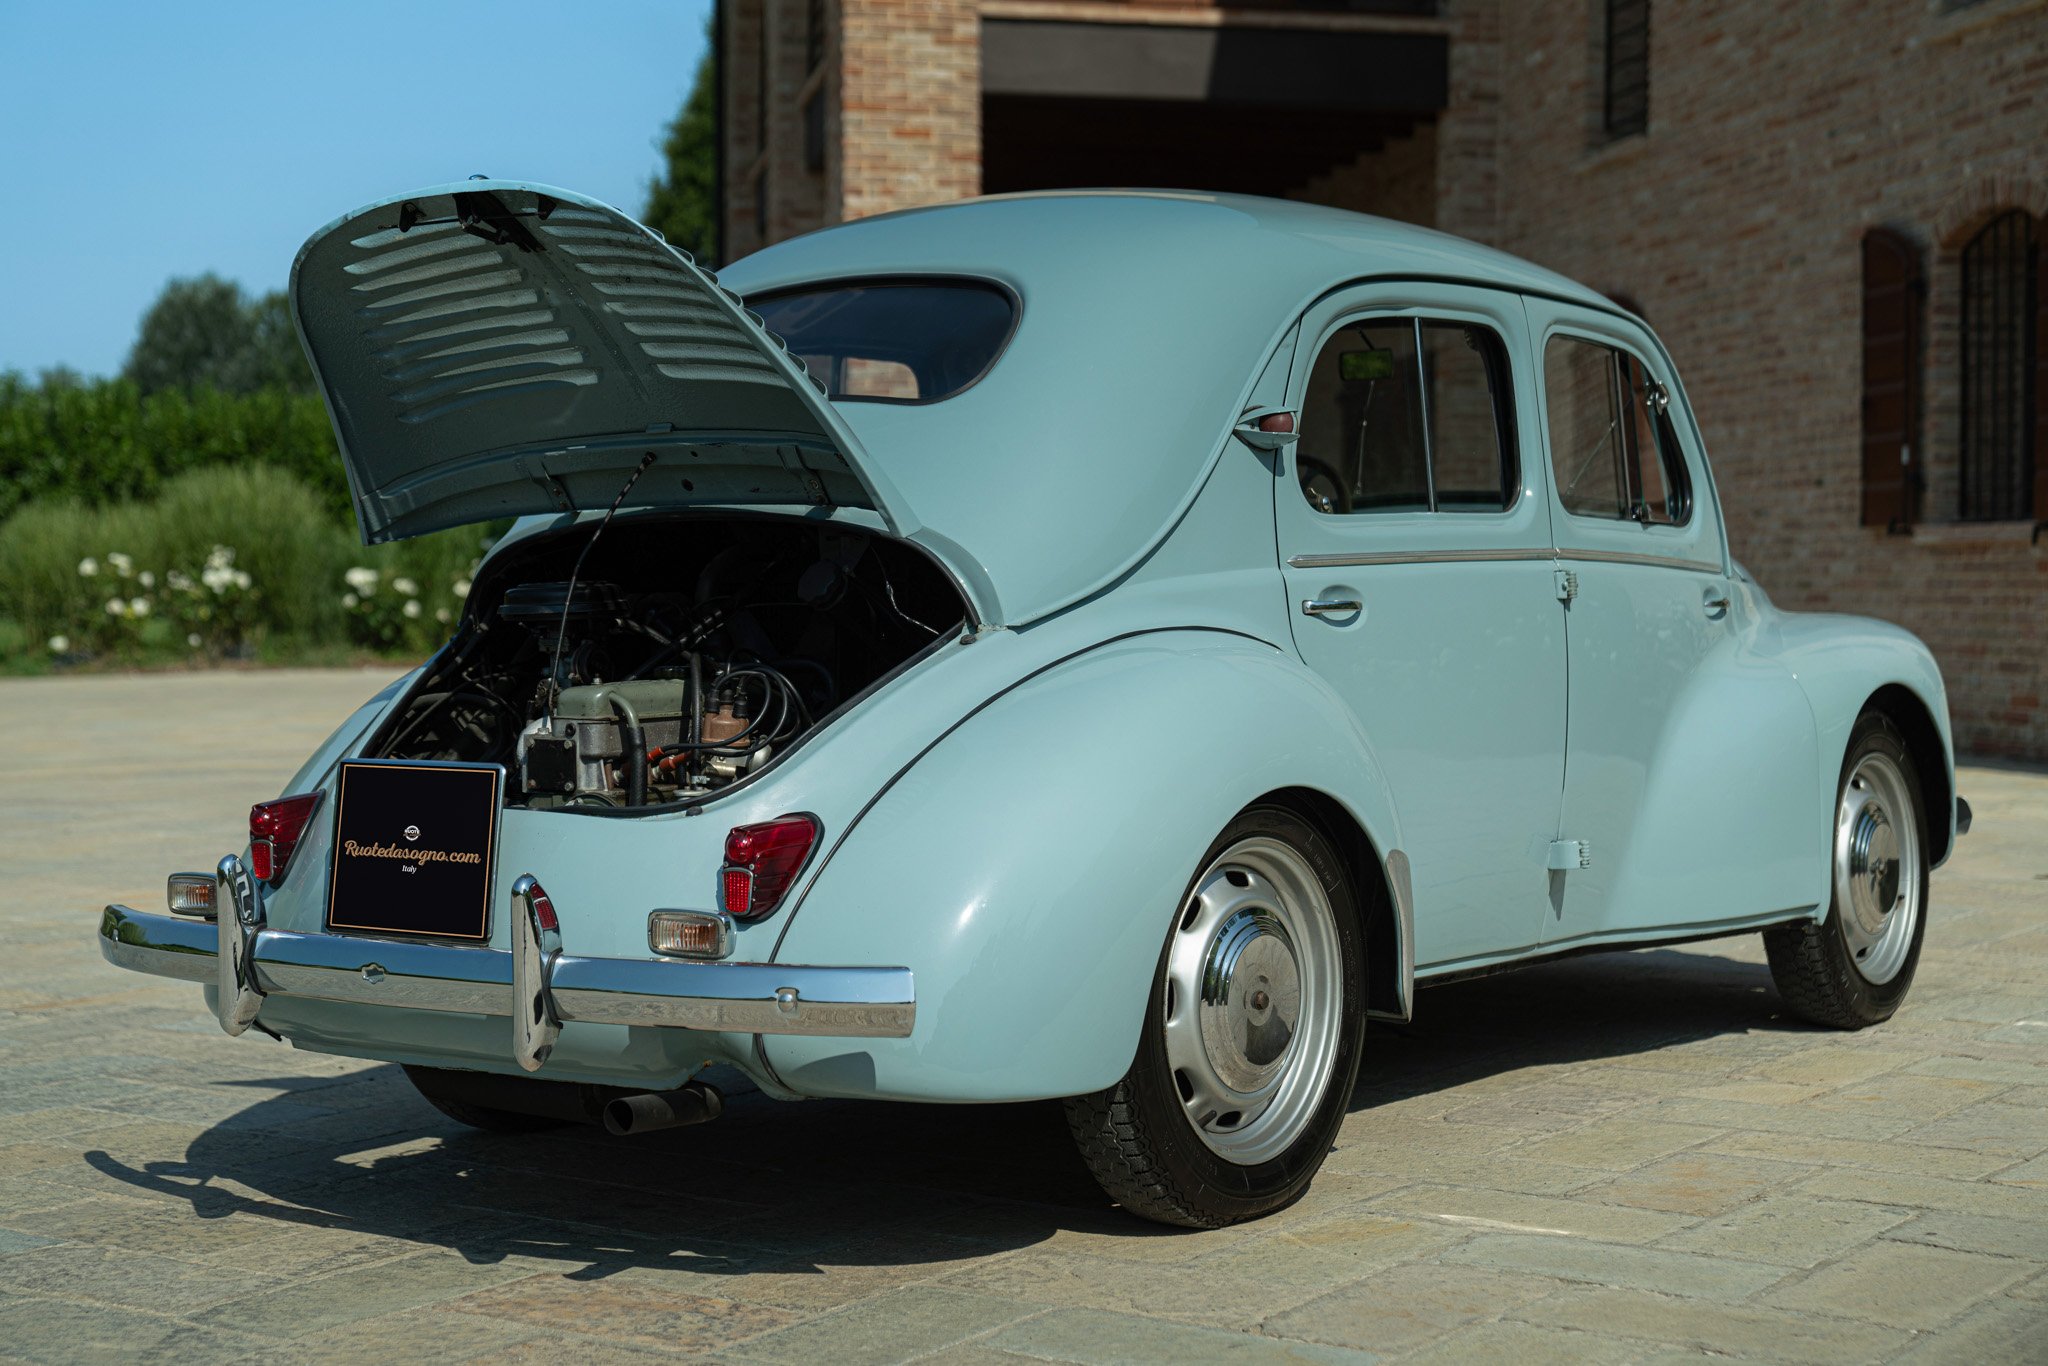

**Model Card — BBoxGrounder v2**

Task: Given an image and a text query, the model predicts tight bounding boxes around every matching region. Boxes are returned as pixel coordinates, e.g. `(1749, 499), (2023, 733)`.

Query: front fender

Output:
(762, 629), (1401, 1102)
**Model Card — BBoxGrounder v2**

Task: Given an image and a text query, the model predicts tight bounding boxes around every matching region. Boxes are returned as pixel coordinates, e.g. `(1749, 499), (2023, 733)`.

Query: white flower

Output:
(231, 569), (251, 590)
(107, 552), (133, 577)
(77, 557), (98, 577)
(391, 577), (419, 597)
(186, 632), (202, 649)
(138, 570), (155, 589)
(202, 566), (235, 593)
(435, 607), (451, 624)
(343, 566), (378, 594)
(341, 592), (358, 609)
(46, 635), (68, 653)
(452, 578), (472, 599)
(105, 598), (125, 617)
(402, 599), (422, 619)
(205, 545), (234, 571)
(166, 570), (193, 592)
(128, 597), (150, 617)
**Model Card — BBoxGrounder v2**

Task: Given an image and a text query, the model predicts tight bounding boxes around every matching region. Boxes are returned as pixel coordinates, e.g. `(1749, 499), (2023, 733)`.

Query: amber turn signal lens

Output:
(649, 910), (732, 959)
(166, 873), (217, 917)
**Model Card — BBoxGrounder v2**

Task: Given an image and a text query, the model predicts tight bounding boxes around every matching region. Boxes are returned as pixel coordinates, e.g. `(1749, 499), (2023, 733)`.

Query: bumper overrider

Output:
(98, 855), (914, 1071)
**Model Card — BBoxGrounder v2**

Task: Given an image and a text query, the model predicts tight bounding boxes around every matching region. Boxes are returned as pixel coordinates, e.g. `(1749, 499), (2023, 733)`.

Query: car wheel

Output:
(1065, 805), (1367, 1227)
(1763, 711), (1929, 1028)
(403, 1065), (574, 1134)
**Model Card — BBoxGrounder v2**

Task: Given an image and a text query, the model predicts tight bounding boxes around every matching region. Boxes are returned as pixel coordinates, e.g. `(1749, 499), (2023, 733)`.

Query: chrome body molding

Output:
(98, 866), (916, 1046)
(1287, 547), (1723, 575)
(1553, 547), (1723, 575)
(1287, 548), (1554, 570)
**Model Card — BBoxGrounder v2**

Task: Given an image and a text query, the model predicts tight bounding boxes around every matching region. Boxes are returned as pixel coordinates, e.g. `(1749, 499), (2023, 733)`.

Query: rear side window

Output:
(1543, 335), (1691, 525)
(752, 280), (1015, 404)
(1296, 317), (1518, 515)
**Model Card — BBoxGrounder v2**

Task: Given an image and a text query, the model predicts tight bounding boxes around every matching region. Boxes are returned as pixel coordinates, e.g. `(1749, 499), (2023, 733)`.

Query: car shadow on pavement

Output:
(79, 944), (1802, 1274)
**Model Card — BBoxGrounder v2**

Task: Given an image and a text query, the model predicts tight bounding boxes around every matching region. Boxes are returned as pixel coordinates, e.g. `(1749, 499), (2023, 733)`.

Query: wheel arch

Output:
(1865, 682), (1954, 865)
(759, 631), (1409, 1102)
(1256, 785), (1411, 1022)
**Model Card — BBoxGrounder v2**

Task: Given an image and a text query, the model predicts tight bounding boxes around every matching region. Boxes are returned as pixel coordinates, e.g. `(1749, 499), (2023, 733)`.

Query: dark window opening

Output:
(1544, 334), (1691, 526)
(806, 0), (826, 72)
(802, 90), (825, 173)
(1959, 210), (2039, 522)
(754, 280), (1018, 404)
(1604, 0), (1649, 139)
(1296, 317), (1518, 515)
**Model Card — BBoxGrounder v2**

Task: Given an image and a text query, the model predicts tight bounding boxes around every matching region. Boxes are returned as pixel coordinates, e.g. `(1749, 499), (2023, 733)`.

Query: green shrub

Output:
(0, 465), (495, 667)
(0, 375), (344, 524)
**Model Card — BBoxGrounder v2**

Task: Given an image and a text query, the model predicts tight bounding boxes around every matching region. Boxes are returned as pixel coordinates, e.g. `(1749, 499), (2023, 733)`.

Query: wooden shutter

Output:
(1861, 228), (1921, 529)
(2036, 226), (2048, 521)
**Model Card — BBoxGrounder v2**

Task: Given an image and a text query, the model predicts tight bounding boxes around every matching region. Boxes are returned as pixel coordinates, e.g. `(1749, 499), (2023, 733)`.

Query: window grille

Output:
(1604, 0), (1649, 138)
(1959, 211), (2038, 522)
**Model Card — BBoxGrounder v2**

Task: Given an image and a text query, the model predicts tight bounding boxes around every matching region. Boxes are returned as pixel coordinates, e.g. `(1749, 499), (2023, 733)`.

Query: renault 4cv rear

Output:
(98, 182), (1964, 1229)
(98, 180), (1369, 1229)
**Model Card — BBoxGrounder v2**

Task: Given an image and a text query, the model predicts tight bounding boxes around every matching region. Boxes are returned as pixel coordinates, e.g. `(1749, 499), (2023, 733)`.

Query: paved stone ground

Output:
(2, 669), (2044, 1364)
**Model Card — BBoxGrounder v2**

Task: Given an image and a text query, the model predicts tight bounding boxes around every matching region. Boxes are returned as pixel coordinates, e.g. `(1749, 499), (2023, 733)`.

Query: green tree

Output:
(123, 274), (313, 396)
(643, 42), (718, 267)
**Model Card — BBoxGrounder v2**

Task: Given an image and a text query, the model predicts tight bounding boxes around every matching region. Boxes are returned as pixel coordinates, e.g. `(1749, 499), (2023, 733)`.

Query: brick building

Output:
(719, 0), (2048, 757)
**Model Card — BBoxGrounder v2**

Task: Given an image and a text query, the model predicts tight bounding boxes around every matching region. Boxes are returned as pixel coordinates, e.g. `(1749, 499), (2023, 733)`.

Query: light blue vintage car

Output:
(99, 182), (1969, 1226)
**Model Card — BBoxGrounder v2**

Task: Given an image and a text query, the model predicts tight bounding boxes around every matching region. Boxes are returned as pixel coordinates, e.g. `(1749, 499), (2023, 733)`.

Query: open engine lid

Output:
(291, 181), (925, 552)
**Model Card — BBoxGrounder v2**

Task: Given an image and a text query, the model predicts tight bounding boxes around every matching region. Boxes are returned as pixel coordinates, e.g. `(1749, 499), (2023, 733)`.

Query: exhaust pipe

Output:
(603, 1079), (724, 1136)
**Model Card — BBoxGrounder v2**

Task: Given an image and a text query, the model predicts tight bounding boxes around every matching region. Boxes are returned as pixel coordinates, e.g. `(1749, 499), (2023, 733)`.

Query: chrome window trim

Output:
(1286, 546), (1723, 574)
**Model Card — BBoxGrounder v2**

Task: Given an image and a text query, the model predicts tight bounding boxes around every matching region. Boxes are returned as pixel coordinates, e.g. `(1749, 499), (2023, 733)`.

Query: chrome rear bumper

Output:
(99, 855), (914, 1070)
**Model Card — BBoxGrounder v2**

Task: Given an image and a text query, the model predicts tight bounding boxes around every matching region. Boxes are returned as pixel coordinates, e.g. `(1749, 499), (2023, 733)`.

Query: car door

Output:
(1278, 285), (1566, 971)
(1527, 298), (1819, 945)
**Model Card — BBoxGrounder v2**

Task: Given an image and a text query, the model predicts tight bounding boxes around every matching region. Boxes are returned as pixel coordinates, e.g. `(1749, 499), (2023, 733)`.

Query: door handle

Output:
(1702, 587), (1731, 616)
(1301, 597), (1363, 618)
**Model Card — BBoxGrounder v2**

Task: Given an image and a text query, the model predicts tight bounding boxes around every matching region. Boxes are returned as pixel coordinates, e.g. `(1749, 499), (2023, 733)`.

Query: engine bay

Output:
(368, 516), (966, 811)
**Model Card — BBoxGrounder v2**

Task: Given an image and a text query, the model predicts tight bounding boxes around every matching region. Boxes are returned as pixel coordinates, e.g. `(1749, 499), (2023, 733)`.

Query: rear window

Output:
(752, 280), (1016, 404)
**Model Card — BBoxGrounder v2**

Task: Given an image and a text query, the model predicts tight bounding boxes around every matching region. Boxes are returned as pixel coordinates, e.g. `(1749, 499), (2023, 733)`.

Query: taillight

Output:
(249, 792), (322, 883)
(719, 814), (817, 919)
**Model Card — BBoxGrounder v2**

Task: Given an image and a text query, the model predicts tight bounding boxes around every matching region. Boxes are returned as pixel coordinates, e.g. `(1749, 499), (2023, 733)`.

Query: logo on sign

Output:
(403, 825), (420, 842)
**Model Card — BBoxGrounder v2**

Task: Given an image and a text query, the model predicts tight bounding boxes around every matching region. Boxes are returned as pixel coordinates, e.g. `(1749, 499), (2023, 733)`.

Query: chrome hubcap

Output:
(1834, 752), (1920, 985)
(1163, 837), (1341, 1163)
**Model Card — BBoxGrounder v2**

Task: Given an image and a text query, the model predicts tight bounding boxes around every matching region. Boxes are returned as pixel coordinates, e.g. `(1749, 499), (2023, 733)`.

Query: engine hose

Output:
(593, 688), (647, 807)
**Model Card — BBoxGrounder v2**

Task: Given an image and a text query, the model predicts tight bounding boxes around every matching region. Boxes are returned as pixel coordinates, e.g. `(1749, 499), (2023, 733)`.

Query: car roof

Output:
(725, 190), (1615, 314)
(721, 192), (1622, 627)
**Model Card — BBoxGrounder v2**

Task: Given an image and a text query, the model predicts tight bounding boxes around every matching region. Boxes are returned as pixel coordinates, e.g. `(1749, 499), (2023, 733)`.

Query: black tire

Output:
(1764, 711), (1929, 1028)
(403, 1065), (576, 1134)
(1065, 805), (1368, 1227)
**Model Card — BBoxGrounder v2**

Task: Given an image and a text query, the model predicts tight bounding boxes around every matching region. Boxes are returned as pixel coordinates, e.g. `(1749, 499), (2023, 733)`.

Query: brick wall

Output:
(722, 0), (2048, 756)
(838, 0), (980, 222)
(1481, 0), (2048, 757)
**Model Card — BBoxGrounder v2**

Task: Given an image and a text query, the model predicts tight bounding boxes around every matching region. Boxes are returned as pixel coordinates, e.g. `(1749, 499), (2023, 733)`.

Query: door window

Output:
(1543, 335), (1691, 525)
(1296, 318), (1517, 515)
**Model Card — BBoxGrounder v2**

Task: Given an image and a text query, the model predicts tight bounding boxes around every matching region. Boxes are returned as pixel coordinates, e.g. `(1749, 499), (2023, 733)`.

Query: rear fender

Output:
(761, 630), (1402, 1102)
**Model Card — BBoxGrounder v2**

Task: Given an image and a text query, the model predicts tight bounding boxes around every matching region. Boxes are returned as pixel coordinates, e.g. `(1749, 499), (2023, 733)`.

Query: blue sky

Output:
(1, 1), (712, 378)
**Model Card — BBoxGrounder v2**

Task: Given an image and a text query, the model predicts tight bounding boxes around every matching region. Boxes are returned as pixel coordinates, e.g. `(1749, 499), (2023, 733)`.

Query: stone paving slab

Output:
(0, 669), (2044, 1361)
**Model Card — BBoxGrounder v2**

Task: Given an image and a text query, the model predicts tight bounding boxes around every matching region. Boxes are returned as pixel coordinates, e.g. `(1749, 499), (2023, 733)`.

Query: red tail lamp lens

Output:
(249, 792), (322, 883)
(720, 815), (816, 919)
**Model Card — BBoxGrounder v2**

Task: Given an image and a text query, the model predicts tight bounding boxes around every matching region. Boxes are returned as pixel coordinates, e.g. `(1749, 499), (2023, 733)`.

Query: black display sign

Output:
(326, 760), (502, 941)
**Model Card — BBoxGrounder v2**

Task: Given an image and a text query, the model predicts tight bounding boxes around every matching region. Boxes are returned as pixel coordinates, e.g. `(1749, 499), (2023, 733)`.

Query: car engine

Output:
(368, 517), (964, 811)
